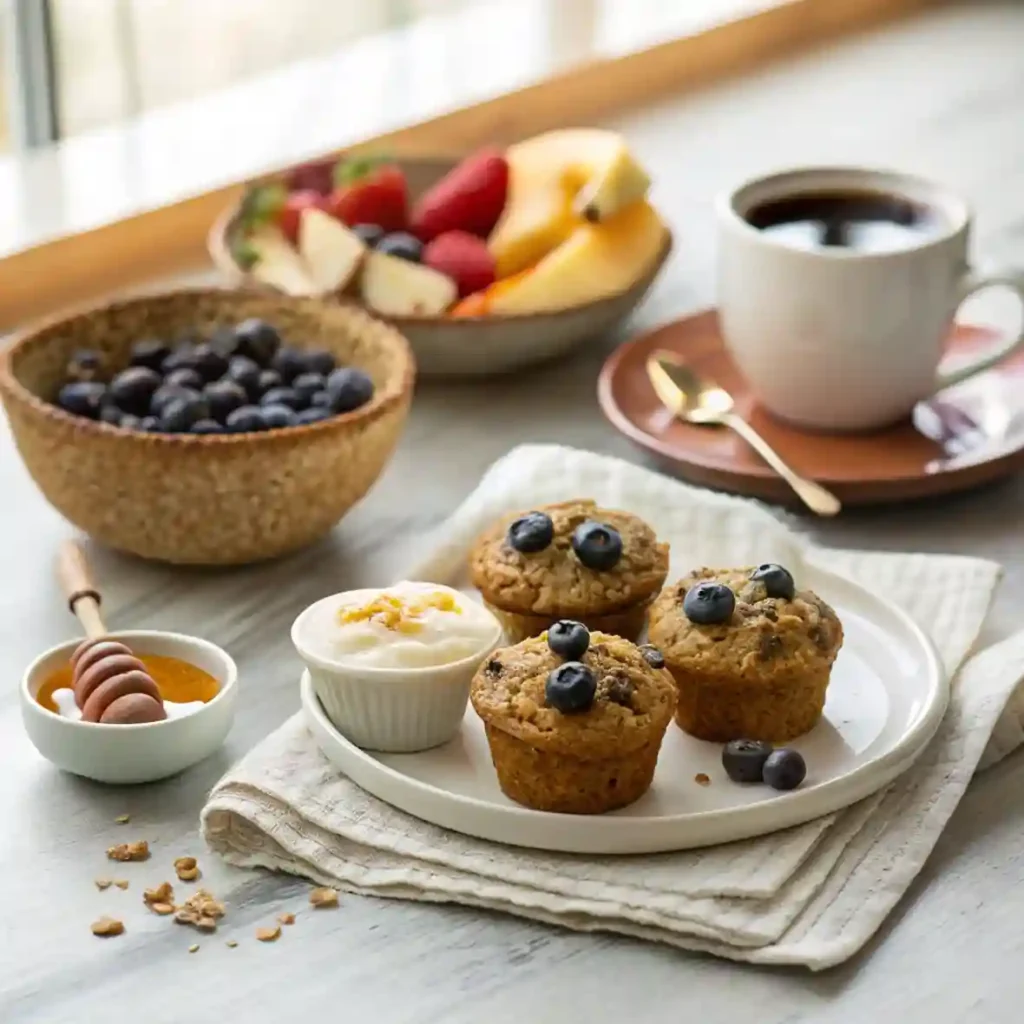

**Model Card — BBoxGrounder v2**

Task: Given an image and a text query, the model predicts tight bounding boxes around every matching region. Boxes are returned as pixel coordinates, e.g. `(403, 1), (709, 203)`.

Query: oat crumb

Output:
(226, 940), (238, 948)
(278, 912), (295, 925)
(175, 888), (226, 932)
(91, 916), (124, 937)
(114, 879), (130, 890)
(256, 925), (281, 942)
(115, 814), (131, 825)
(309, 887), (338, 908)
(188, 944), (200, 954)
(694, 773), (711, 786)
(174, 856), (200, 882)
(107, 841), (149, 862)
(94, 878), (112, 891)
(144, 881), (174, 907)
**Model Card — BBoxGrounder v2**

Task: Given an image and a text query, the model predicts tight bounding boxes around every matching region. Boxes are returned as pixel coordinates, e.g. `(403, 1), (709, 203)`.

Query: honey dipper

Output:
(57, 540), (167, 725)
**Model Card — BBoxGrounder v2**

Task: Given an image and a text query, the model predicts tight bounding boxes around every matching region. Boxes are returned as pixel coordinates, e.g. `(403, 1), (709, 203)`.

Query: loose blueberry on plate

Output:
(204, 380), (248, 422)
(638, 644), (665, 669)
(108, 366), (162, 415)
(66, 349), (104, 383)
(257, 368), (284, 395)
(762, 748), (806, 791)
(295, 406), (332, 425)
(572, 521), (623, 571)
(260, 404), (298, 429)
(191, 342), (229, 383)
(150, 383), (200, 416)
(326, 367), (374, 414)
(750, 563), (796, 601)
(233, 318), (281, 366)
(189, 419), (224, 435)
(376, 231), (423, 262)
(130, 338), (171, 371)
(164, 367), (205, 391)
(226, 355), (262, 399)
(57, 381), (106, 419)
(159, 393), (210, 433)
(352, 223), (385, 247)
(545, 662), (597, 714)
(260, 386), (303, 410)
(721, 739), (774, 784)
(291, 371), (326, 404)
(506, 511), (554, 553)
(271, 346), (308, 384)
(302, 349), (335, 377)
(683, 582), (736, 625)
(547, 620), (590, 660)
(310, 390), (332, 409)
(225, 405), (265, 433)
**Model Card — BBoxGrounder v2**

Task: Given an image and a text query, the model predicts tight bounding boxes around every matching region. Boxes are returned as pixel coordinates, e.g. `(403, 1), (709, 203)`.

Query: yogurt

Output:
(296, 581), (499, 669)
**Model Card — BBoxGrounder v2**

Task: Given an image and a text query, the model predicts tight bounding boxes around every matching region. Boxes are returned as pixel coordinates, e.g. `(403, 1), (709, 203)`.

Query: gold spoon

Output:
(645, 351), (842, 517)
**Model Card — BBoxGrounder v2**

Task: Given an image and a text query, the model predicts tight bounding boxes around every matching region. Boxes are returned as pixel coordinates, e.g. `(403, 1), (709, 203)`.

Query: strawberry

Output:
(285, 159), (336, 196)
(423, 231), (496, 298)
(278, 190), (329, 245)
(411, 148), (509, 242)
(328, 158), (408, 233)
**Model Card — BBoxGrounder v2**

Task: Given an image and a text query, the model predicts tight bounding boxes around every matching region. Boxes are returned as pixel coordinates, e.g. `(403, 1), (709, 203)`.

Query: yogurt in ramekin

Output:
(291, 581), (502, 752)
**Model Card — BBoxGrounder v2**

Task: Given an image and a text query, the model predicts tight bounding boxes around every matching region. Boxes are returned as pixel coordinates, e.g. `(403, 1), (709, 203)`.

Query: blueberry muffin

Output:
(647, 564), (843, 743)
(469, 499), (669, 643)
(470, 622), (677, 813)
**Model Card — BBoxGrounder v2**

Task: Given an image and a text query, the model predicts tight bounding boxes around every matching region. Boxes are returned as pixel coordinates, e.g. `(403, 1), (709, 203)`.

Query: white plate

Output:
(302, 566), (945, 854)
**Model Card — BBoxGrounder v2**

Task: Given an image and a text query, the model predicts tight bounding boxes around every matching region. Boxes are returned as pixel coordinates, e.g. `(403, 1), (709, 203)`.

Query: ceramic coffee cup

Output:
(717, 167), (1024, 432)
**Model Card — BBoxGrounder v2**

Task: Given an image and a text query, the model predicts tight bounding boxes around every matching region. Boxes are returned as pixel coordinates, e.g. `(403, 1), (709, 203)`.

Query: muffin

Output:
(647, 563), (843, 743)
(469, 499), (669, 642)
(470, 622), (677, 814)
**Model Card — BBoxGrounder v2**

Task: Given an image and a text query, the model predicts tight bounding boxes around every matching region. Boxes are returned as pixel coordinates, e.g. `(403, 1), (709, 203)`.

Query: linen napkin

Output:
(202, 444), (1024, 970)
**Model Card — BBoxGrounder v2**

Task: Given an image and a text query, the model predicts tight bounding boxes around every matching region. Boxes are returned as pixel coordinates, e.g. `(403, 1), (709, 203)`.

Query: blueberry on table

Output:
(66, 349), (104, 383)
(130, 339), (171, 371)
(762, 748), (806, 791)
(159, 393), (210, 433)
(547, 620), (590, 661)
(352, 223), (385, 247)
(226, 355), (262, 399)
(260, 404), (298, 429)
(295, 406), (332, 425)
(150, 383), (201, 416)
(189, 419), (224, 435)
(57, 381), (106, 419)
(109, 366), (162, 415)
(203, 380), (248, 422)
(164, 367), (204, 391)
(225, 405), (266, 433)
(326, 367), (374, 414)
(750, 563), (796, 601)
(302, 350), (336, 377)
(545, 662), (597, 714)
(260, 386), (303, 410)
(271, 346), (309, 384)
(233, 318), (281, 366)
(291, 372), (326, 404)
(506, 511), (554, 553)
(722, 739), (774, 784)
(571, 521), (623, 571)
(683, 582), (736, 625)
(638, 644), (665, 669)
(191, 343), (229, 383)
(376, 231), (423, 262)
(257, 369), (284, 395)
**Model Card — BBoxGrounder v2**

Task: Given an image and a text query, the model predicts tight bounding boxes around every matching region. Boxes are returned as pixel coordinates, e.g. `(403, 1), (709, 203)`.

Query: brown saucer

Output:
(598, 310), (1024, 507)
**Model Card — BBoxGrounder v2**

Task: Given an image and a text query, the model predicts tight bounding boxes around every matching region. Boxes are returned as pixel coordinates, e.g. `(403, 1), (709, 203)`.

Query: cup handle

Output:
(934, 265), (1024, 391)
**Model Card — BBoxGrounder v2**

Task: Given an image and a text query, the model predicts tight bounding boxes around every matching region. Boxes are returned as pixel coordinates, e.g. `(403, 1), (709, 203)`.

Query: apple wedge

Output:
(246, 226), (318, 296)
(360, 251), (457, 316)
(298, 208), (367, 294)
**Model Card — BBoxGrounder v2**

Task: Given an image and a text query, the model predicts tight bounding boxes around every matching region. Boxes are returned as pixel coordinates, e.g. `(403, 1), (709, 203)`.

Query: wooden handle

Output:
(57, 540), (106, 638)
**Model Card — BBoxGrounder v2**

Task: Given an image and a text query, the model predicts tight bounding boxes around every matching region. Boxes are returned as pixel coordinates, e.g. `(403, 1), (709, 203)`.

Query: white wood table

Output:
(3, 4), (1024, 1021)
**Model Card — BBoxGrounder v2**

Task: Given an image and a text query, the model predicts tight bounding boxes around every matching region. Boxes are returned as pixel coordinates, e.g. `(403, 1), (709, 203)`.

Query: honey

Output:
(37, 654), (219, 714)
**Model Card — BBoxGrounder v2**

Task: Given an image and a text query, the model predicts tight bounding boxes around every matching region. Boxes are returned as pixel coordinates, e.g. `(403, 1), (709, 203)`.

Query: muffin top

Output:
(469, 499), (669, 617)
(470, 627), (676, 760)
(647, 564), (843, 684)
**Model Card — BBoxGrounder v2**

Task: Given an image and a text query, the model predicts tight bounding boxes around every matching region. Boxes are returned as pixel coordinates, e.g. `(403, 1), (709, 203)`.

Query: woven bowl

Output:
(208, 157), (672, 377)
(0, 289), (415, 565)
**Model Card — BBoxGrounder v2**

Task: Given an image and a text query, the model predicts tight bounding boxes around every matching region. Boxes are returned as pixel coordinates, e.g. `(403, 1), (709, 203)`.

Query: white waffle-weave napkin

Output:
(202, 444), (1024, 969)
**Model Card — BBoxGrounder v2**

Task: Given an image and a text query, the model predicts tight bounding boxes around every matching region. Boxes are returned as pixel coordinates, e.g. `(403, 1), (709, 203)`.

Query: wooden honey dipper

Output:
(57, 540), (167, 725)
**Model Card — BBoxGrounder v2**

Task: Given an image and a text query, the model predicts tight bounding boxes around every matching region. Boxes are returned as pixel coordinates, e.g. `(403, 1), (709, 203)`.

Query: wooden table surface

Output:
(4, 3), (1024, 1021)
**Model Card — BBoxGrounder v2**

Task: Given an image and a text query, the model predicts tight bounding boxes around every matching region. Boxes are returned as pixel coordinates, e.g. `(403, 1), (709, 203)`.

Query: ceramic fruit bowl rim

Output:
(206, 155), (674, 328)
(0, 287), (416, 446)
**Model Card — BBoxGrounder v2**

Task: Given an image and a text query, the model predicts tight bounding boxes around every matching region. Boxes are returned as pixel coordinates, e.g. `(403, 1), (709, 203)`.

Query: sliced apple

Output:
(360, 251), (458, 316)
(246, 226), (318, 296)
(298, 208), (367, 294)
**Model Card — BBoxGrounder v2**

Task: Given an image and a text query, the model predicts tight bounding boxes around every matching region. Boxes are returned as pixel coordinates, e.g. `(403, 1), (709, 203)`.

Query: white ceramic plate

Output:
(302, 567), (945, 854)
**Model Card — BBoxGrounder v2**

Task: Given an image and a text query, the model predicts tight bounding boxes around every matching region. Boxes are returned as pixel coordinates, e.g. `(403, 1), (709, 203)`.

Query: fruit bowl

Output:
(208, 151), (673, 377)
(0, 289), (414, 565)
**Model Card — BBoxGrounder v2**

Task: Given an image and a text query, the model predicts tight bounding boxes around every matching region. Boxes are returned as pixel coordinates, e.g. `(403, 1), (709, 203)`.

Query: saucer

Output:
(598, 310), (1024, 506)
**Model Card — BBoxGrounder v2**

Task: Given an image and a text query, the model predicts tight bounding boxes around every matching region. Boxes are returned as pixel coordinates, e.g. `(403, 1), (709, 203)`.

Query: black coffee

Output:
(744, 190), (943, 253)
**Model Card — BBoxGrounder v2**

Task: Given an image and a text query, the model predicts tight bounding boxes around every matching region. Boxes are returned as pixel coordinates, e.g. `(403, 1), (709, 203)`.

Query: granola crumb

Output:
(94, 878), (112, 891)
(107, 841), (149, 862)
(309, 887), (338, 908)
(115, 814), (131, 825)
(150, 902), (176, 915)
(226, 940), (238, 948)
(188, 944), (200, 954)
(694, 773), (711, 786)
(256, 925), (281, 942)
(91, 916), (124, 937)
(114, 880), (130, 890)
(174, 889), (226, 932)
(174, 856), (200, 882)
(144, 881), (175, 911)
(278, 912), (295, 926)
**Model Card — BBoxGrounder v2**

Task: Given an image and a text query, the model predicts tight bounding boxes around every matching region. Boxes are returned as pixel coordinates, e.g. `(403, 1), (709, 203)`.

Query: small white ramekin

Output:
(291, 588), (502, 753)
(20, 629), (238, 784)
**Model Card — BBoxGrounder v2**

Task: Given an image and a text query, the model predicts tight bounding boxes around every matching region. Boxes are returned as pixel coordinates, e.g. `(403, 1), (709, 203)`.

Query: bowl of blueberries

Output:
(0, 288), (415, 565)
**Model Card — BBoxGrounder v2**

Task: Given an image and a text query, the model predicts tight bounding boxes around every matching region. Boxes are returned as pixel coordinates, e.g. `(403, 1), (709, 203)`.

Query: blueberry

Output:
(191, 343), (229, 383)
(545, 662), (597, 714)
(108, 366), (162, 415)
(138, 416), (160, 432)
(203, 380), (248, 422)
(56, 381), (106, 419)
(119, 414), (142, 430)
(159, 393), (210, 433)
(160, 343), (199, 375)
(130, 338), (171, 371)
(260, 386), (303, 410)
(506, 511), (553, 554)
(65, 349), (104, 383)
(571, 521), (623, 571)
(164, 367), (205, 391)
(225, 405), (266, 433)
(271, 346), (308, 384)
(750, 563), (796, 601)
(547, 620), (590, 661)
(98, 404), (123, 426)
(209, 326), (241, 359)
(190, 419), (224, 435)
(326, 367), (374, 414)
(226, 355), (262, 399)
(377, 231), (423, 262)
(310, 390), (332, 408)
(638, 644), (665, 670)
(257, 369), (284, 395)
(722, 739), (774, 784)
(295, 406), (332, 425)
(292, 371), (326, 404)
(233, 319), (281, 366)
(682, 582), (736, 625)
(260, 403), (298, 429)
(762, 749), (806, 791)
(150, 383), (200, 416)
(302, 350), (336, 377)
(352, 223), (385, 247)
